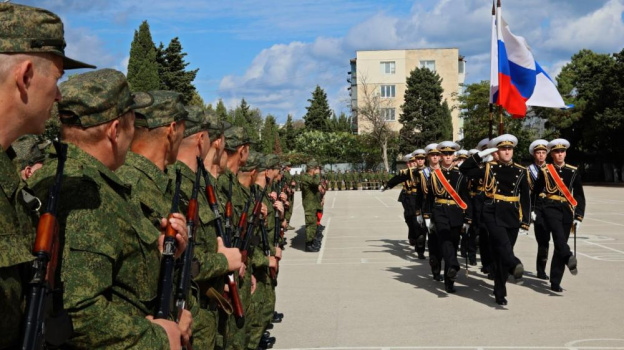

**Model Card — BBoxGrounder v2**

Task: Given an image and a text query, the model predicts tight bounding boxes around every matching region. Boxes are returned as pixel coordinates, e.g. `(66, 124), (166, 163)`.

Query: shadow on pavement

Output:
(289, 225), (308, 252)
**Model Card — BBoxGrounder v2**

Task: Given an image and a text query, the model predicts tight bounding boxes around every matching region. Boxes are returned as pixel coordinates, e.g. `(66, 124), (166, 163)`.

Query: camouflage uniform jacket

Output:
(116, 151), (172, 229)
(28, 143), (169, 349)
(0, 145), (36, 348)
(300, 172), (321, 212)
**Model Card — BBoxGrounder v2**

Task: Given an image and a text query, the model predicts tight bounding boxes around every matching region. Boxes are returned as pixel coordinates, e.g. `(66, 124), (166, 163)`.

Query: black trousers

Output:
(483, 212), (521, 299)
(534, 206), (551, 275)
(435, 221), (461, 286)
(543, 205), (573, 286)
(428, 228), (442, 276)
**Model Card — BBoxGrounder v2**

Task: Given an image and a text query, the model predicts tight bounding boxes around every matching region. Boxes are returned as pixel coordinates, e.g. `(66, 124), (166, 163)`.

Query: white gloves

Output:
(416, 215), (424, 226)
(478, 148), (498, 159)
(519, 228), (529, 236)
(573, 220), (581, 232)
(379, 186), (385, 192)
(425, 219), (432, 231)
(462, 223), (470, 234)
(531, 211), (537, 221)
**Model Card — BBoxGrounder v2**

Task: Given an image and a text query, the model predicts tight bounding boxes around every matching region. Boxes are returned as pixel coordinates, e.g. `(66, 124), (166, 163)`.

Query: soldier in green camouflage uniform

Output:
(0, 4), (95, 346)
(217, 126), (255, 350)
(28, 69), (192, 349)
(300, 159), (324, 252)
(282, 162), (295, 230)
(175, 106), (242, 350)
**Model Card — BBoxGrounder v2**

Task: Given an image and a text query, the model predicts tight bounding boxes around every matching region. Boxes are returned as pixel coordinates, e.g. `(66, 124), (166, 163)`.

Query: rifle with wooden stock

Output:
(154, 168), (182, 320)
(199, 163), (245, 328)
(21, 141), (70, 350)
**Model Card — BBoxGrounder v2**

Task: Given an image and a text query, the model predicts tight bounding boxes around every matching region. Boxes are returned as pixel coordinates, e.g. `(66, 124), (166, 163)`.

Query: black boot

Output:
(272, 311), (284, 323)
(536, 246), (549, 280)
(305, 242), (320, 252)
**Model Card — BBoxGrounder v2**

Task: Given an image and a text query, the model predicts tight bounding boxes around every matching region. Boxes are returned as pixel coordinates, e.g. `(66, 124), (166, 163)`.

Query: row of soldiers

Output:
(1, 3), (314, 349)
(382, 134), (585, 306)
(319, 170), (392, 191)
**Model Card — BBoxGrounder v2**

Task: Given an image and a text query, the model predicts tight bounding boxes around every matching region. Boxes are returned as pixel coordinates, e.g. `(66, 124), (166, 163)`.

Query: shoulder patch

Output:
(514, 163), (526, 170)
(565, 164), (578, 170)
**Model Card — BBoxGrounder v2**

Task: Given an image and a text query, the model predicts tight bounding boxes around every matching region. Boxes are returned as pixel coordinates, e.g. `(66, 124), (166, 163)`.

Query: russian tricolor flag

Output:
(490, 0), (571, 117)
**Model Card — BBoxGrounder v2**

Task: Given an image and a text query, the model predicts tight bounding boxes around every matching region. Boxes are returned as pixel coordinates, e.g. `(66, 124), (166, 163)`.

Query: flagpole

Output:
(498, 105), (504, 135)
(489, 104), (494, 139)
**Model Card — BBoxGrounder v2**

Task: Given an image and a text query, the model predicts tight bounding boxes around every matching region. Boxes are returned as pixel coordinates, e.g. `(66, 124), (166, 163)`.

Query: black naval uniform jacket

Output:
(531, 163), (585, 224)
(460, 154), (530, 230)
(527, 163), (546, 210)
(423, 166), (472, 227)
(387, 167), (425, 215)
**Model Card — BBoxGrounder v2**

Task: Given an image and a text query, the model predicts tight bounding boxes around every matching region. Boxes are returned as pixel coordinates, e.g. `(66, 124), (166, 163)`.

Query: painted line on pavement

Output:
(375, 196), (390, 207)
(583, 240), (624, 255)
(584, 217), (624, 227)
(316, 217), (331, 265)
(331, 194), (337, 208)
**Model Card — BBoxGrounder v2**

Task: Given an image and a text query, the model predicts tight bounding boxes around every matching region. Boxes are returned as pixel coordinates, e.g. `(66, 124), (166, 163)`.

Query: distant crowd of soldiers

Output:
(1, 3), (329, 350)
(318, 170), (392, 191)
(382, 135), (585, 306)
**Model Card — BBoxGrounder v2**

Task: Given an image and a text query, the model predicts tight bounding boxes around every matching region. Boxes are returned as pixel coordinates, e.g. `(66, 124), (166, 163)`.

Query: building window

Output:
(458, 60), (465, 74)
(420, 60), (436, 72)
(380, 85), (395, 98)
(380, 61), (395, 74)
(381, 108), (396, 121)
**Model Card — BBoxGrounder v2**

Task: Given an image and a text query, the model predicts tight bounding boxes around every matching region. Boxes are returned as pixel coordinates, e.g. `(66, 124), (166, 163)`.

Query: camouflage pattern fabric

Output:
(134, 90), (188, 129)
(224, 126), (254, 152)
(0, 145), (37, 348)
(300, 172), (321, 242)
(0, 2), (95, 69)
(58, 69), (152, 128)
(28, 143), (169, 349)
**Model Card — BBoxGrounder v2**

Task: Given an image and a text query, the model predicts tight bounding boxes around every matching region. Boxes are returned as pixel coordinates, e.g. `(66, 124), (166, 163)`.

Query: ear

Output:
(15, 59), (35, 96)
(108, 119), (121, 145)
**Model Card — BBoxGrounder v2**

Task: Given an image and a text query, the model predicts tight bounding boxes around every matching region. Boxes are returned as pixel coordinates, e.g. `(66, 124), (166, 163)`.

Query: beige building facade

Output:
(349, 48), (466, 141)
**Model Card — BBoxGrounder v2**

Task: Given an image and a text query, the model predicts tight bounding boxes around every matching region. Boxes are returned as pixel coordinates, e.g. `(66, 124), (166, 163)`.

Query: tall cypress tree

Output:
(216, 99), (228, 122)
(399, 67), (453, 153)
(261, 115), (277, 154)
(127, 21), (160, 92)
(303, 85), (332, 132)
(284, 114), (296, 150)
(157, 37), (199, 103)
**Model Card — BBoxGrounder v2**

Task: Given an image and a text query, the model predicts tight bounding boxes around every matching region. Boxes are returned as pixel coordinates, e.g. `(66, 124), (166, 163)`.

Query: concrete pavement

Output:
(270, 186), (624, 350)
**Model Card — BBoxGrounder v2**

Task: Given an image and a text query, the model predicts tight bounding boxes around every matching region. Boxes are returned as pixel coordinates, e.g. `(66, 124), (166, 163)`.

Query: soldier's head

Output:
(178, 105), (211, 163)
(132, 91), (188, 168)
(306, 159), (319, 174)
(0, 3), (95, 146)
(203, 112), (230, 170)
(58, 69), (152, 170)
(489, 134), (518, 163)
(437, 141), (459, 167)
(529, 139), (548, 165)
(224, 126), (253, 169)
(425, 143), (440, 167)
(13, 135), (50, 180)
(412, 149), (426, 168)
(264, 154), (281, 180)
(548, 138), (569, 165)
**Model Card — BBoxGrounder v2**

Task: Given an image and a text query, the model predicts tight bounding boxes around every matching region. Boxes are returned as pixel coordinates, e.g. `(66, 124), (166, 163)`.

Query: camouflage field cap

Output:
(0, 3), (95, 69)
(12, 135), (50, 168)
(306, 158), (319, 168)
(224, 126), (254, 151)
(240, 150), (263, 172)
(183, 105), (211, 138)
(264, 154), (280, 170)
(134, 91), (188, 129)
(58, 69), (153, 128)
(204, 111), (231, 138)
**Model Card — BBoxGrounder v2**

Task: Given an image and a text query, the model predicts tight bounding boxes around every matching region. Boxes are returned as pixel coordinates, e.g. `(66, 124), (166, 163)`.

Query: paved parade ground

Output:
(271, 186), (624, 350)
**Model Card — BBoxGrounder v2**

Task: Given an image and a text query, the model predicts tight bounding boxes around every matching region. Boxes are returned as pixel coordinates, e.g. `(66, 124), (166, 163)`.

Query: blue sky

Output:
(18, 0), (624, 123)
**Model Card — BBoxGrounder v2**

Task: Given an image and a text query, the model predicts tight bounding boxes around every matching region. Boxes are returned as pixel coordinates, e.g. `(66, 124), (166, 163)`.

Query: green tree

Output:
(187, 91), (205, 107)
(156, 37), (199, 103)
(399, 67), (452, 153)
(537, 49), (624, 180)
(303, 85), (332, 131)
(283, 114), (297, 151)
(215, 99), (228, 122)
(127, 21), (160, 92)
(261, 115), (278, 154)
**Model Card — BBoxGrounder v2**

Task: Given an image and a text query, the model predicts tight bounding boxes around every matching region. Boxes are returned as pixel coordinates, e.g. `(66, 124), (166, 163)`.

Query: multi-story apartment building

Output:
(349, 48), (466, 141)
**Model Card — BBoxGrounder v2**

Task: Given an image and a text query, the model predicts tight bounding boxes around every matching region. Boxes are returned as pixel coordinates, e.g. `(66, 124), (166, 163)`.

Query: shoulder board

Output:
(489, 161), (498, 165)
(565, 164), (578, 170)
(514, 163), (526, 170)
